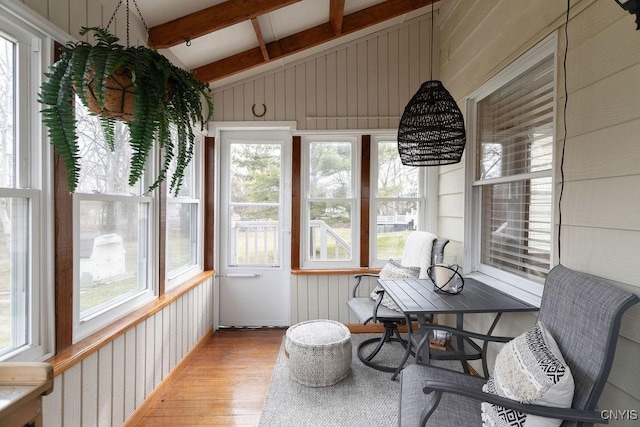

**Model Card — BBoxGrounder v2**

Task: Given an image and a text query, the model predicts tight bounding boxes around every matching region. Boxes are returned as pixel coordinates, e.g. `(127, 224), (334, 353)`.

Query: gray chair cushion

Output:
(346, 296), (405, 324)
(399, 364), (486, 427)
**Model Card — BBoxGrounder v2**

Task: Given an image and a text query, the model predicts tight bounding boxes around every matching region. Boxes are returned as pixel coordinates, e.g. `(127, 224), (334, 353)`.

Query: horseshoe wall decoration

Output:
(252, 103), (267, 118)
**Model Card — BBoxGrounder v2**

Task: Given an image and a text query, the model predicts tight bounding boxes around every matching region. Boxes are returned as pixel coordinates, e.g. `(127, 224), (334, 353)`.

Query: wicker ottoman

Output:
(285, 320), (352, 387)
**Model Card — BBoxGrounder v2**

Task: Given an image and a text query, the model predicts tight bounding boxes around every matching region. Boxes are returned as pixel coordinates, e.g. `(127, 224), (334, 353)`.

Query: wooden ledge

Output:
(291, 268), (381, 276)
(47, 270), (215, 376)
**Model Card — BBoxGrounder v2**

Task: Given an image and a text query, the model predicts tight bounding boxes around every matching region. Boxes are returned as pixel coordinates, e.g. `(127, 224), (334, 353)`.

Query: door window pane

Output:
(228, 143), (281, 267)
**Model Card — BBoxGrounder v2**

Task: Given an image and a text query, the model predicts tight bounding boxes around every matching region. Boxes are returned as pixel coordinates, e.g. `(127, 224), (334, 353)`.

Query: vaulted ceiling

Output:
(135, 0), (437, 88)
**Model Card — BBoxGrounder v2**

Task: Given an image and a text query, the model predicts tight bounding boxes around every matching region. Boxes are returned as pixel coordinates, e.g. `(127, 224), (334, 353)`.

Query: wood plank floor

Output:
(135, 328), (286, 426)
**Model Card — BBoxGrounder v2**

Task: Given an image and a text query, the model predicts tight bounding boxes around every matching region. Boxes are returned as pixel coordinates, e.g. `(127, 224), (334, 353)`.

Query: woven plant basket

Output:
(84, 67), (136, 122)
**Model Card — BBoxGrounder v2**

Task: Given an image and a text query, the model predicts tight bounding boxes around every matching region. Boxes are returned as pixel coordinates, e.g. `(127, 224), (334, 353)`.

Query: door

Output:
(218, 130), (291, 326)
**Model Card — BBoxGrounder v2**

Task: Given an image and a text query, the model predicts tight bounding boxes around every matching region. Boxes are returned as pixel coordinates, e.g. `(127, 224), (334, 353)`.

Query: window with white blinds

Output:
(471, 43), (555, 286)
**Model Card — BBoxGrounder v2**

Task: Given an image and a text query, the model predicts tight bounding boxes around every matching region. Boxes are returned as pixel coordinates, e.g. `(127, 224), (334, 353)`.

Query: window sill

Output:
(46, 270), (215, 376)
(465, 271), (542, 307)
(291, 268), (380, 276)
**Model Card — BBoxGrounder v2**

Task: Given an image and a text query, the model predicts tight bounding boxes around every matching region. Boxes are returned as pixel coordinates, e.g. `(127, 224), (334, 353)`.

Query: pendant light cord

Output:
(430, 1), (434, 81)
(558, 0), (570, 264)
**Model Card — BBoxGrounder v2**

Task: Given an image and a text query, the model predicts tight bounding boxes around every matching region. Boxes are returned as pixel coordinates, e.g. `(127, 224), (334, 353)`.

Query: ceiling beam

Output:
(251, 18), (270, 61)
(194, 0), (435, 83)
(148, 0), (302, 49)
(330, 0), (345, 35)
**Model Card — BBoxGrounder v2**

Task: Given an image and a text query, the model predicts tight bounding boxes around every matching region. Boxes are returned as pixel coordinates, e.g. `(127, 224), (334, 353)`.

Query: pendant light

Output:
(397, 1), (466, 166)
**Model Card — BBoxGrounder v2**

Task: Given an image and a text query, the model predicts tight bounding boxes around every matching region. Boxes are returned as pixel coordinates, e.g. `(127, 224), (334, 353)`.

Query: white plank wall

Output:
(21, 0), (148, 45)
(41, 279), (214, 427)
(211, 13), (435, 130)
(438, 0), (640, 422)
(290, 274), (380, 325)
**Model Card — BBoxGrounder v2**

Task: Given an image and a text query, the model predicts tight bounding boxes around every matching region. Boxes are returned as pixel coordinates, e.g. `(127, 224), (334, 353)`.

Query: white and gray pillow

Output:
(481, 321), (575, 427)
(370, 260), (420, 312)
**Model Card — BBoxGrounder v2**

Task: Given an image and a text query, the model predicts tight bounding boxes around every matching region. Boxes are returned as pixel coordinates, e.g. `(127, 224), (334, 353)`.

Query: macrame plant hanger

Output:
(397, 1), (466, 166)
(85, 0), (150, 121)
(105, 0), (150, 47)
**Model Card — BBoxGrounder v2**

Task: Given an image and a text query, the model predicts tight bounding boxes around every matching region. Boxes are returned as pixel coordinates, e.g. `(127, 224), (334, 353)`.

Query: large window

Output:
(73, 100), (155, 340)
(0, 17), (50, 361)
(302, 136), (358, 268)
(466, 36), (556, 299)
(371, 135), (425, 265)
(166, 132), (203, 288)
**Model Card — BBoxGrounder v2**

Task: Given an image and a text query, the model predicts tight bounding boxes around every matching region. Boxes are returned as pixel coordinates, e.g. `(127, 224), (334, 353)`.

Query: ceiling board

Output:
(133, 0), (436, 86)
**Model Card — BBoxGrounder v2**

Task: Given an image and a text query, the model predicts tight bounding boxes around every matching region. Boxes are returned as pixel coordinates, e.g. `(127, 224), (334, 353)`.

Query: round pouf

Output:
(285, 320), (352, 387)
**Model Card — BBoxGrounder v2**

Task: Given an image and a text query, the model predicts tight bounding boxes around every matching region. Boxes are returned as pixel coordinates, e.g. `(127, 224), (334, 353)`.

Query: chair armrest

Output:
(352, 273), (380, 297)
(420, 381), (606, 425)
(371, 290), (385, 322)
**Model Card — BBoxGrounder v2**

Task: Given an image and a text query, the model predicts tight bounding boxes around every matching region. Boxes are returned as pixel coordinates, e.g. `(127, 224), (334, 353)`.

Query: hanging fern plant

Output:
(39, 26), (213, 195)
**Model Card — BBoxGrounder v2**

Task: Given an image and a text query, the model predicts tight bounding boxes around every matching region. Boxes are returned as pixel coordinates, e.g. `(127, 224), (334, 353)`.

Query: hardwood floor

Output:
(135, 328), (286, 426)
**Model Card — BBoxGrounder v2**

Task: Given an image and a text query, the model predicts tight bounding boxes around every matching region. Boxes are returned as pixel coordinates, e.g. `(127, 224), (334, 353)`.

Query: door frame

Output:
(209, 122), (297, 328)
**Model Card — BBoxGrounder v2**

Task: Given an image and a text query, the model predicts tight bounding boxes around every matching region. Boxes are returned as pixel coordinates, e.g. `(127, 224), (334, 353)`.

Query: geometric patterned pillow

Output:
(481, 321), (575, 427)
(370, 260), (420, 312)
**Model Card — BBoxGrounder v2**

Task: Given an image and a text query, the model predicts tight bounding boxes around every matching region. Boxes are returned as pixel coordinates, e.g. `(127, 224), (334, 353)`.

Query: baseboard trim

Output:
(122, 326), (215, 426)
(345, 321), (423, 334)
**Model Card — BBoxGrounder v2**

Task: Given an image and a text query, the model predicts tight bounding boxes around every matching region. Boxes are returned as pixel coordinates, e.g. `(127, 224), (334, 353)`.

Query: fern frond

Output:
(39, 57), (80, 193)
(147, 115), (174, 195)
(128, 60), (162, 187)
(99, 116), (116, 151)
(86, 46), (109, 106)
(68, 45), (91, 105)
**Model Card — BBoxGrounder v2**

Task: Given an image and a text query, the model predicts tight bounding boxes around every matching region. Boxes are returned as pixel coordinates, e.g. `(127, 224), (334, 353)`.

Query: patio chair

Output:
(399, 264), (639, 427)
(347, 231), (448, 372)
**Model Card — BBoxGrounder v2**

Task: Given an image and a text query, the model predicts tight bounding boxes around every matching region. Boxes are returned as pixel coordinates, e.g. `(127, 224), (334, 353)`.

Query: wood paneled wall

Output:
(42, 279), (214, 426)
(211, 12), (435, 131)
(291, 273), (379, 325)
(438, 0), (640, 419)
(21, 0), (148, 45)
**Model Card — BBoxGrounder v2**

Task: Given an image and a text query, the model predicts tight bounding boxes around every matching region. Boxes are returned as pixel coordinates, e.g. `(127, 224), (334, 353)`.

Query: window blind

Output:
(475, 55), (554, 283)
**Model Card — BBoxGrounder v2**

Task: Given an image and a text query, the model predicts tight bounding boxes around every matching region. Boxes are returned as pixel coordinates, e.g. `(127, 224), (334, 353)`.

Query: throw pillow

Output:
(370, 260), (420, 312)
(481, 321), (575, 427)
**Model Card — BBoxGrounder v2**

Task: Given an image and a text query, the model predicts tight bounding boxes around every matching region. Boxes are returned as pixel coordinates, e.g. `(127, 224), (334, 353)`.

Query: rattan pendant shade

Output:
(397, 80), (466, 166)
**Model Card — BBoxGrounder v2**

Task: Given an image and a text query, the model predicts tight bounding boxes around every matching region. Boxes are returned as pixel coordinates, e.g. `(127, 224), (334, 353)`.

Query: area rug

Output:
(258, 333), (463, 427)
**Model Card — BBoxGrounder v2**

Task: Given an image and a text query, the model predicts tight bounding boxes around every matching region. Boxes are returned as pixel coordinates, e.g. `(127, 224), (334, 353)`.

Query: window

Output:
(73, 99), (155, 340)
(302, 136), (359, 268)
(228, 140), (283, 267)
(166, 132), (203, 287)
(371, 135), (426, 265)
(466, 35), (556, 300)
(0, 16), (50, 361)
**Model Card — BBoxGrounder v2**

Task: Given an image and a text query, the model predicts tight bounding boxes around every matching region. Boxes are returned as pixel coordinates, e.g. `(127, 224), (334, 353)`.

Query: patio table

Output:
(377, 276), (538, 379)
